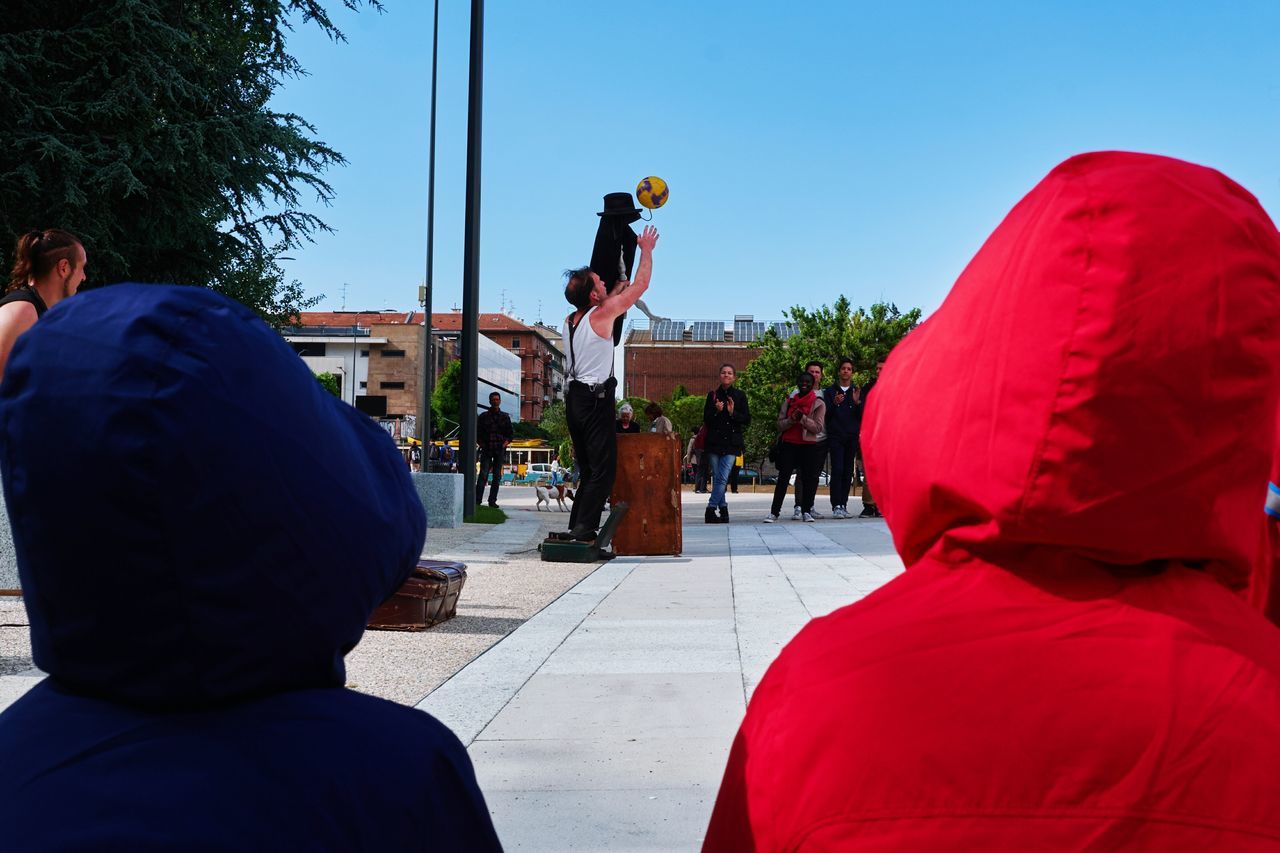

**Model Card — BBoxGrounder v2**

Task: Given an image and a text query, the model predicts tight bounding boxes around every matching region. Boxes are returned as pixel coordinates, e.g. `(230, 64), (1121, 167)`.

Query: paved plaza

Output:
(424, 489), (901, 851)
(0, 486), (901, 851)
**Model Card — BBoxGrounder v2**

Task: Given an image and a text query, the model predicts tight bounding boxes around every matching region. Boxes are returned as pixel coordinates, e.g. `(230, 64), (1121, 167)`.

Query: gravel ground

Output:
(0, 599), (32, 676)
(0, 507), (603, 706)
(344, 509), (599, 707)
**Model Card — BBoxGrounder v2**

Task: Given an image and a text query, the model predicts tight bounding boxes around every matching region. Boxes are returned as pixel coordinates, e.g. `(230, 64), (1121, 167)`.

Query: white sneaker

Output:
(763, 513), (778, 524)
(802, 512), (816, 523)
(792, 506), (803, 520)
(832, 507), (845, 519)
(809, 508), (825, 519)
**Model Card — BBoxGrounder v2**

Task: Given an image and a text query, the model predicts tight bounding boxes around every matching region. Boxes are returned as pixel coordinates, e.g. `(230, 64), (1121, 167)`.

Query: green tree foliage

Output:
(540, 400), (568, 446)
(0, 1), (381, 327)
(671, 384), (688, 400)
(512, 420), (549, 440)
(431, 360), (462, 435)
(738, 297), (921, 464)
(315, 371), (341, 397)
(665, 394), (707, 444)
(620, 396), (651, 423)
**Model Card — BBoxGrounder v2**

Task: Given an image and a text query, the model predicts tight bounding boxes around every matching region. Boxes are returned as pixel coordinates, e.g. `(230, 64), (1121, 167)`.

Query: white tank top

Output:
(567, 309), (614, 384)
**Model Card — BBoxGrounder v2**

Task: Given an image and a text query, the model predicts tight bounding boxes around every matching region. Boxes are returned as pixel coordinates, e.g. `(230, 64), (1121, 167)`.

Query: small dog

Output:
(535, 484), (575, 512)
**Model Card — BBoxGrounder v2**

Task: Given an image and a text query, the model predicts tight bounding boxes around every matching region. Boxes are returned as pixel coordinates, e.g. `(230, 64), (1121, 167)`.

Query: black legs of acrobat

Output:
(566, 385), (617, 540)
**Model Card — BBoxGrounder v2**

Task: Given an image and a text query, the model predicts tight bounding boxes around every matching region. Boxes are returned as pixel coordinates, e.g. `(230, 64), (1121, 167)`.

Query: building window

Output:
(360, 349), (369, 357)
(381, 349), (406, 358)
(359, 381), (367, 389)
(381, 381), (406, 390)
(511, 337), (521, 349)
(291, 342), (326, 357)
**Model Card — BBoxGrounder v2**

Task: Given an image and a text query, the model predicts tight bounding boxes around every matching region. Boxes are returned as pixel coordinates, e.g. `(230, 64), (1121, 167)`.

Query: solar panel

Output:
(692, 321), (724, 342)
(652, 320), (686, 341)
(771, 322), (799, 341)
(734, 320), (766, 342)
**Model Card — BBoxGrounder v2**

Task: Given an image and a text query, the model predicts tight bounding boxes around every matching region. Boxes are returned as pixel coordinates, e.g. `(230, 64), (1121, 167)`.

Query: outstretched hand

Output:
(637, 224), (659, 253)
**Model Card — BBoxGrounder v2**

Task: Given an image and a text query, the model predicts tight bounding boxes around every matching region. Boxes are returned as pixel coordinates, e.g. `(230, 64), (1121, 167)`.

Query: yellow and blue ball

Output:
(636, 176), (669, 210)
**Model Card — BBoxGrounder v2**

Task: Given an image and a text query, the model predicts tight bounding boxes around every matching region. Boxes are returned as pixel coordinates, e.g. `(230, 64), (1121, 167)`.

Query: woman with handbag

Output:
(764, 371), (826, 523)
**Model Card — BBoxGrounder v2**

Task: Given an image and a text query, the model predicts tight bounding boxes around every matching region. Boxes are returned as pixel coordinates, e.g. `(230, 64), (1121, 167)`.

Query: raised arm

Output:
(592, 226), (658, 329)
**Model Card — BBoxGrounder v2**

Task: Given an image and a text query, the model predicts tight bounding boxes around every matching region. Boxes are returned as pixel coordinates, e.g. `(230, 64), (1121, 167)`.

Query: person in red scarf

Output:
(763, 372), (826, 523)
(704, 152), (1280, 850)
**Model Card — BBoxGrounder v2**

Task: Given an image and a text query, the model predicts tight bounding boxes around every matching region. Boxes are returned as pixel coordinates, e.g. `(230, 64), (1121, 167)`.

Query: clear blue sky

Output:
(272, 1), (1280, 324)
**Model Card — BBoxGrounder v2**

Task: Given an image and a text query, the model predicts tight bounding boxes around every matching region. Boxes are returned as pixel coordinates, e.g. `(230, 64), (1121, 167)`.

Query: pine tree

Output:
(0, 1), (380, 326)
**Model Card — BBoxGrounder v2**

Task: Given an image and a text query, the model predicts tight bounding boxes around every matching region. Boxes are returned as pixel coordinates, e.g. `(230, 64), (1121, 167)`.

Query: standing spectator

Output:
(0, 229), (86, 381)
(763, 371), (825, 523)
(791, 361), (828, 519)
(616, 402), (642, 433)
(702, 364), (751, 524)
(823, 357), (859, 518)
(409, 442), (423, 472)
(856, 359), (885, 518)
(475, 391), (512, 508)
(645, 401), (673, 434)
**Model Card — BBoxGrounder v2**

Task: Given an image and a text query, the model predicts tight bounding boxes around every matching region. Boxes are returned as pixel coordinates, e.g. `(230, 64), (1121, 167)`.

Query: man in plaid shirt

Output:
(476, 391), (513, 507)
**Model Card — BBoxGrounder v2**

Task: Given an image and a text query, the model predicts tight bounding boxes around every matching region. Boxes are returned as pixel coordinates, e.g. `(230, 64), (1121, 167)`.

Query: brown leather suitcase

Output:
(610, 432), (682, 556)
(367, 559), (467, 631)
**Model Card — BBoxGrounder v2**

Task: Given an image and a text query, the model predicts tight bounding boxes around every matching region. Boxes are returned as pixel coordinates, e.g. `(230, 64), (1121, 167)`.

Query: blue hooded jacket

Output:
(0, 285), (502, 851)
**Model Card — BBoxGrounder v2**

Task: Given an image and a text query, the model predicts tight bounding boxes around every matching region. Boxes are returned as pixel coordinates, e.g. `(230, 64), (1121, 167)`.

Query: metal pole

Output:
(419, 0), (440, 451)
(459, 0), (484, 518)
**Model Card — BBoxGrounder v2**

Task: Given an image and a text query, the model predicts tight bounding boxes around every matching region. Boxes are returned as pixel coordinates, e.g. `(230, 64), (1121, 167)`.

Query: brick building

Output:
(432, 312), (564, 421)
(622, 315), (797, 401)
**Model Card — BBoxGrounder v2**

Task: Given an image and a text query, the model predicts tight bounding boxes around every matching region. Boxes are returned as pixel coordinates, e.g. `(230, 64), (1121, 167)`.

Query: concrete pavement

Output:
(420, 490), (902, 852)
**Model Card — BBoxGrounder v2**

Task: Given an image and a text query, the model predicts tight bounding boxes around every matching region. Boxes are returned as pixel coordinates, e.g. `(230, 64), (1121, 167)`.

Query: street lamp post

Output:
(419, 0), (440, 454)
(459, 0), (484, 518)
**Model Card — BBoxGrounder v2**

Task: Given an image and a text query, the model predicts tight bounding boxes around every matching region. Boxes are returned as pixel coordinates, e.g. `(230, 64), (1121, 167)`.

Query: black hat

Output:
(598, 192), (642, 220)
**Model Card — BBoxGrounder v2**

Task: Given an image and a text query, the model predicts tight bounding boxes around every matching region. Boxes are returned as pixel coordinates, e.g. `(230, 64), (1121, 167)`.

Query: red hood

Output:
(864, 152), (1280, 611)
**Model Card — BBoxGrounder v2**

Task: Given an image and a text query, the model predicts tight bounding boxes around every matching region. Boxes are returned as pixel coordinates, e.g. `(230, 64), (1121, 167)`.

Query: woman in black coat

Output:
(702, 363), (751, 524)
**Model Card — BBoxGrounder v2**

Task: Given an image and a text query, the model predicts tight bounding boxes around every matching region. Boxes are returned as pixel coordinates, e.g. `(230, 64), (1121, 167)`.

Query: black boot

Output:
(718, 506), (729, 524)
(705, 507), (718, 524)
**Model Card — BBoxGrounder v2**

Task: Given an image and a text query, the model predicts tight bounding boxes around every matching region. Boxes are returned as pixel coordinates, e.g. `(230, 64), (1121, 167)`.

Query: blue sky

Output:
(272, 1), (1280, 325)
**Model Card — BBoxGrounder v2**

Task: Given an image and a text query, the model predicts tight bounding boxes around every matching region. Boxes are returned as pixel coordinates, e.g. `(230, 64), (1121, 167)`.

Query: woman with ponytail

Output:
(0, 229), (85, 379)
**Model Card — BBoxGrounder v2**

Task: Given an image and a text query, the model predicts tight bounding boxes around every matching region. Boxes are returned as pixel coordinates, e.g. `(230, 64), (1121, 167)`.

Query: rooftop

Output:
(624, 316), (798, 345)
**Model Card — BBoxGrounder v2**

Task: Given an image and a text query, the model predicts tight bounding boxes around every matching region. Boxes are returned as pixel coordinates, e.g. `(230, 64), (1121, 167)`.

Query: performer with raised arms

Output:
(560, 224), (659, 543)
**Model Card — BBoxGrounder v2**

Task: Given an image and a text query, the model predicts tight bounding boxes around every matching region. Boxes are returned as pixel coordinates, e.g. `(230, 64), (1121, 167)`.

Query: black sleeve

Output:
(733, 390), (750, 427)
(703, 391), (718, 427)
(501, 414), (513, 440)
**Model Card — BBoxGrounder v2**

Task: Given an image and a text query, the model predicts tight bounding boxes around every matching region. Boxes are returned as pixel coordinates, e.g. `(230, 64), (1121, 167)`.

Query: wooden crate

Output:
(610, 432), (682, 556)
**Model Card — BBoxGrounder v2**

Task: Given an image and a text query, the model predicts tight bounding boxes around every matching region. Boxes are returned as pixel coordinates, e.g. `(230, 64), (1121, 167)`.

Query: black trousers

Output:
(771, 442), (820, 515)
(475, 449), (503, 505)
(792, 440), (827, 511)
(828, 436), (856, 509)
(566, 382), (617, 534)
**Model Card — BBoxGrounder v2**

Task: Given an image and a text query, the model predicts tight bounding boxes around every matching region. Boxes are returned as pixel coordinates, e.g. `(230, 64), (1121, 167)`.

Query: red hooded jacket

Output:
(704, 152), (1280, 850)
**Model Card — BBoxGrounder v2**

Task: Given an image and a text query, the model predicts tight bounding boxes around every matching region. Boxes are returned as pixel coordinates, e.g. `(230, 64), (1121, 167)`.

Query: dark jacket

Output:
(822, 383), (862, 441)
(703, 385), (750, 455)
(476, 407), (513, 450)
(0, 285), (501, 852)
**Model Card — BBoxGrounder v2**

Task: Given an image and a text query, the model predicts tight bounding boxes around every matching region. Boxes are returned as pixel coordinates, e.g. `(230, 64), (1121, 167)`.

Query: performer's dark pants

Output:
(567, 380), (617, 535)
(828, 436), (856, 509)
(476, 449), (503, 505)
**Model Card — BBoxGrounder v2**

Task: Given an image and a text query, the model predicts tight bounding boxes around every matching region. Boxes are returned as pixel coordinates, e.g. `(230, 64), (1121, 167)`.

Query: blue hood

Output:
(0, 284), (425, 708)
